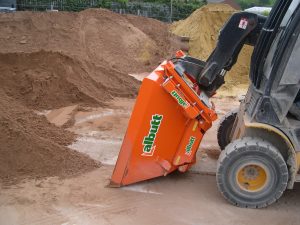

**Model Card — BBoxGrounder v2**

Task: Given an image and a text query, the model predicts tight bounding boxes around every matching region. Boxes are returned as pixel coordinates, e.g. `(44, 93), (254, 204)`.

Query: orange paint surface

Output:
(110, 54), (217, 186)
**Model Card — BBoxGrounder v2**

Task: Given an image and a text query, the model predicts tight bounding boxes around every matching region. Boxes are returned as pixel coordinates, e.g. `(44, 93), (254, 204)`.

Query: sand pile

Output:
(171, 4), (253, 90)
(0, 89), (99, 183)
(0, 51), (140, 110)
(0, 9), (180, 182)
(0, 8), (180, 108)
(0, 8), (179, 74)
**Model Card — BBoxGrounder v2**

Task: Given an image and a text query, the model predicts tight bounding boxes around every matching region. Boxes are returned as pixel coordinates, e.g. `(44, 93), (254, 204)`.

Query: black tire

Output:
(217, 109), (238, 150)
(216, 137), (288, 208)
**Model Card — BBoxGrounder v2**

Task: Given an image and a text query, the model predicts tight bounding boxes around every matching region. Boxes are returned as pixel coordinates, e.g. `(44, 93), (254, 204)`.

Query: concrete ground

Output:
(1, 97), (300, 225)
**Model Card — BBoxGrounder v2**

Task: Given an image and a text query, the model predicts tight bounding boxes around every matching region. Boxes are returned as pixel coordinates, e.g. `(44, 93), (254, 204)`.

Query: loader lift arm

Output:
(197, 12), (267, 96)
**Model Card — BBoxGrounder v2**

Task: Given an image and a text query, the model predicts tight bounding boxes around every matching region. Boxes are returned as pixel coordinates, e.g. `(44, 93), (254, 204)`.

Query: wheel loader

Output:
(111, 0), (300, 208)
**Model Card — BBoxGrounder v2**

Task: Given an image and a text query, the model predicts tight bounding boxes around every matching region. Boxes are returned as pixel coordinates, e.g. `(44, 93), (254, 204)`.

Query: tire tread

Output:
(217, 109), (238, 150)
(217, 137), (288, 208)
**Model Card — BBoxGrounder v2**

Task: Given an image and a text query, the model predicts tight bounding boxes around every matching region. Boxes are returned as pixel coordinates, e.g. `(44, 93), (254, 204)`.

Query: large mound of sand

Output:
(0, 9), (178, 74)
(0, 8), (179, 109)
(0, 9), (180, 182)
(171, 4), (252, 91)
(0, 51), (140, 110)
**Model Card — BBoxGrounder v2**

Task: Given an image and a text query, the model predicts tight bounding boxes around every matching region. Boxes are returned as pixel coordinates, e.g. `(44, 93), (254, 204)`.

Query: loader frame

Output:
(230, 0), (300, 189)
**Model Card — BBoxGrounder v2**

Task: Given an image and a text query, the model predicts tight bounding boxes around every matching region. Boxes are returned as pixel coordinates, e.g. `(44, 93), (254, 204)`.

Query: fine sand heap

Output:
(0, 51), (140, 110)
(0, 8), (180, 109)
(171, 4), (253, 92)
(0, 9), (179, 182)
(0, 9), (179, 75)
(0, 89), (99, 182)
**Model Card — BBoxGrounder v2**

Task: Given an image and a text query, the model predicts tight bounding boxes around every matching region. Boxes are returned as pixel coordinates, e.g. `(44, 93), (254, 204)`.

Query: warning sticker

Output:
(238, 18), (248, 30)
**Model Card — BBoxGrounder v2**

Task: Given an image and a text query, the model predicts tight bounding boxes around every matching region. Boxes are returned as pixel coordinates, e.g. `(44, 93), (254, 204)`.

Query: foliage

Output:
(172, 0), (206, 21)
(261, 9), (270, 16)
(236, 0), (276, 9)
(17, 0), (205, 21)
(109, 0), (206, 21)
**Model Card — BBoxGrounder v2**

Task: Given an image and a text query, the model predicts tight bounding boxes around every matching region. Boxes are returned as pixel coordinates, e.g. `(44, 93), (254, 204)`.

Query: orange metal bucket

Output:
(110, 54), (217, 187)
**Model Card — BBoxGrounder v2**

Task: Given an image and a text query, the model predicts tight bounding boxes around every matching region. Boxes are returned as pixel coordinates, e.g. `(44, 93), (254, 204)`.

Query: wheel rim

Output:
(236, 163), (268, 192)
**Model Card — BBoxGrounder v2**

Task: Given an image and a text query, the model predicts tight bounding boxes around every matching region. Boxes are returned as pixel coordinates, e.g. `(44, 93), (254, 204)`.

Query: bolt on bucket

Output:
(110, 52), (217, 187)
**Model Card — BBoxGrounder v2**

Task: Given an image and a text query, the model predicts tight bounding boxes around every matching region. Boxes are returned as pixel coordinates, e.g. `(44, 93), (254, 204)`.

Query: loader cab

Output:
(246, 0), (300, 129)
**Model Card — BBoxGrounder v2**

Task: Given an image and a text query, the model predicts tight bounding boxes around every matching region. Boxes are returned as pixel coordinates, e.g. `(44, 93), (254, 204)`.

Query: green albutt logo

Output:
(142, 114), (163, 156)
(171, 90), (189, 108)
(185, 136), (196, 156)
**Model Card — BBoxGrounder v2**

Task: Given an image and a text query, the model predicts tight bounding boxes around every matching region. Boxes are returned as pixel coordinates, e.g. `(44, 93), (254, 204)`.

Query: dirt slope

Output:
(0, 90), (100, 183)
(171, 4), (253, 90)
(0, 8), (179, 109)
(0, 51), (140, 110)
(0, 8), (178, 74)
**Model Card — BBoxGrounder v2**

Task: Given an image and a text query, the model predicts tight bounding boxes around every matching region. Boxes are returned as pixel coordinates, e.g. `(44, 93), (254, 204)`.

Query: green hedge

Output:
(17, 0), (206, 21)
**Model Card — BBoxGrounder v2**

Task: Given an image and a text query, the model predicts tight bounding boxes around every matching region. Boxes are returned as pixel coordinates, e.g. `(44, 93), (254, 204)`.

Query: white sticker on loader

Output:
(239, 18), (248, 30)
